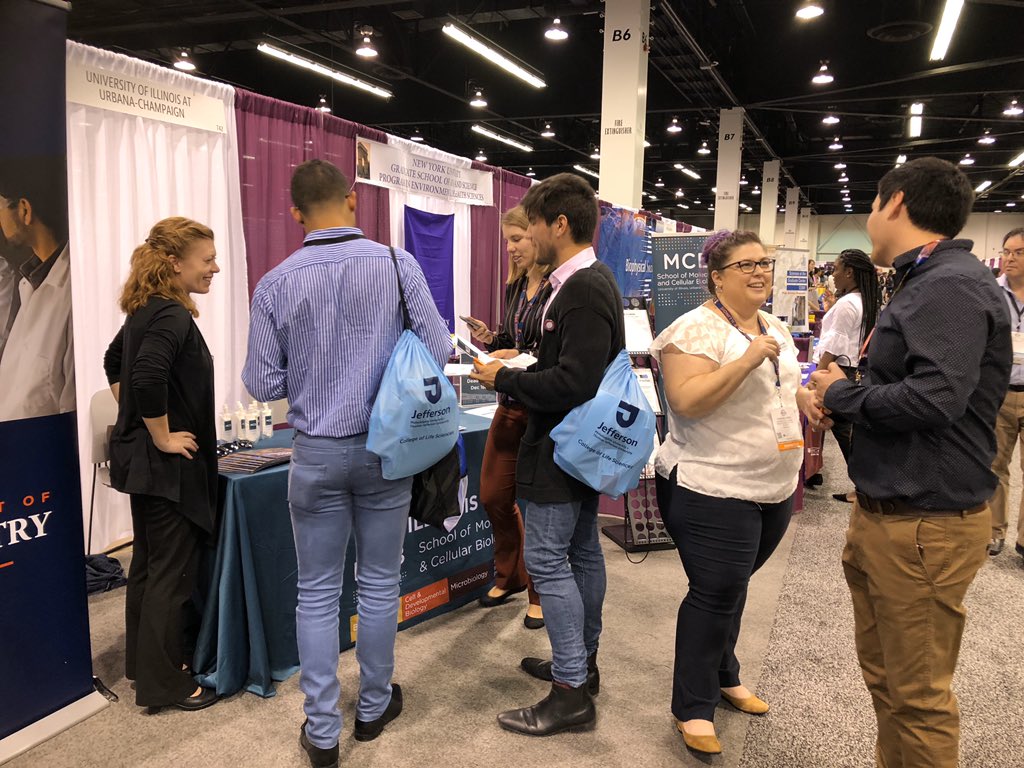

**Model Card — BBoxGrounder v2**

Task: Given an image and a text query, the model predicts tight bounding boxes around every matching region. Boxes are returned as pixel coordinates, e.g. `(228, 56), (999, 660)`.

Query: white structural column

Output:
(713, 107), (744, 230)
(597, 0), (650, 208)
(759, 160), (780, 245)
(798, 208), (812, 252)
(783, 187), (800, 248)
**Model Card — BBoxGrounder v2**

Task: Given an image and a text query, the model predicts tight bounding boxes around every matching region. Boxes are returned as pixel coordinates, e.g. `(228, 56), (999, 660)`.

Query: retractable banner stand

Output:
(651, 232), (712, 333)
(0, 0), (107, 761)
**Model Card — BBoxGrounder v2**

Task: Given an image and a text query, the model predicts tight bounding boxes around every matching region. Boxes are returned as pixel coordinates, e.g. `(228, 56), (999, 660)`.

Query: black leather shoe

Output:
(523, 614), (545, 630)
(354, 683), (403, 742)
(497, 683), (596, 736)
(1017, 542), (1024, 558)
(479, 585), (527, 607)
(988, 538), (1005, 556)
(173, 686), (218, 711)
(520, 656), (600, 695)
(803, 473), (823, 488)
(299, 720), (339, 768)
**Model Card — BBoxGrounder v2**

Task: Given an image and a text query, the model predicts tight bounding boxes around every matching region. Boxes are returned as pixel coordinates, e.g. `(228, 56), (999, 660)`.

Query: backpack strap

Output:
(388, 246), (413, 331)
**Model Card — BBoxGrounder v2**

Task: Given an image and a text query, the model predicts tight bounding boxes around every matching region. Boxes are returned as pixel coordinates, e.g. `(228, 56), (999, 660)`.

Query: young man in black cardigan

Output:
(471, 173), (625, 736)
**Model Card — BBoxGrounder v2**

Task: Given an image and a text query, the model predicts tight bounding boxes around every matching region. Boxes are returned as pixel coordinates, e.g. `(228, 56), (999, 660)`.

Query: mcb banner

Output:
(651, 232), (712, 334)
(0, 0), (106, 759)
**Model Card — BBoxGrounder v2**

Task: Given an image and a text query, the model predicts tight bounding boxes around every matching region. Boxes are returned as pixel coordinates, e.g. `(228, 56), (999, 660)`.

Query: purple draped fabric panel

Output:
(468, 165), (533, 328)
(234, 89), (392, 295)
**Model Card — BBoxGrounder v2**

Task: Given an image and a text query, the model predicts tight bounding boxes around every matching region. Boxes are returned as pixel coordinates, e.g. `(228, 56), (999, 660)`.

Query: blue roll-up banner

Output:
(651, 232), (712, 334)
(0, 0), (107, 760)
(403, 206), (455, 332)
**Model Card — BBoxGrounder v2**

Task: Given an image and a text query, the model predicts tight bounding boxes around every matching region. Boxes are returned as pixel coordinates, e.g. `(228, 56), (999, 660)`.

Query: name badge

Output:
(1013, 331), (1024, 366)
(770, 398), (804, 452)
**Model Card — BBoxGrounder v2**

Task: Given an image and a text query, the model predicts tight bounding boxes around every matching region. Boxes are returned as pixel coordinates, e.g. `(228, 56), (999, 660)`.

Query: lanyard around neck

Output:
(713, 299), (780, 389)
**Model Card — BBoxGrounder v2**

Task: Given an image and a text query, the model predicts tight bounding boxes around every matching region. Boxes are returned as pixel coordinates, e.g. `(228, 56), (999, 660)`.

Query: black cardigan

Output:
(494, 261), (625, 503)
(488, 273), (553, 355)
(103, 297), (218, 533)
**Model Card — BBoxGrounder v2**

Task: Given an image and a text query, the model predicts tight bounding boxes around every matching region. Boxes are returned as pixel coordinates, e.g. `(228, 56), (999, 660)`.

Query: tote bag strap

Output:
(388, 246), (413, 331)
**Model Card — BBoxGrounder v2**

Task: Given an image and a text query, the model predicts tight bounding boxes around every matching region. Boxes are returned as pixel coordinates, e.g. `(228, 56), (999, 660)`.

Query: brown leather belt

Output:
(855, 492), (987, 518)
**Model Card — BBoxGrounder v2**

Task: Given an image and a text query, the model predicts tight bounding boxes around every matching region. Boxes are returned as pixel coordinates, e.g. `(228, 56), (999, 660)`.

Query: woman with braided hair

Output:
(813, 248), (882, 502)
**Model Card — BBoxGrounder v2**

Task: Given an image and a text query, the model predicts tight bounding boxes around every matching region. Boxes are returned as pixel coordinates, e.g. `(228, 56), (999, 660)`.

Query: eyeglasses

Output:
(722, 258), (775, 274)
(1003, 248), (1024, 260)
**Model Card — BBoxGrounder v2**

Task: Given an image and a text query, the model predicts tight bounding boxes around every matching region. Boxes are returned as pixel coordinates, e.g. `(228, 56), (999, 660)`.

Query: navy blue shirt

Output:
(824, 239), (1011, 511)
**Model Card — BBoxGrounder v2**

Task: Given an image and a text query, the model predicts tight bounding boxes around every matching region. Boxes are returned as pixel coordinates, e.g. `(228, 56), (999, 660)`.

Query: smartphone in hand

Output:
(459, 314), (483, 330)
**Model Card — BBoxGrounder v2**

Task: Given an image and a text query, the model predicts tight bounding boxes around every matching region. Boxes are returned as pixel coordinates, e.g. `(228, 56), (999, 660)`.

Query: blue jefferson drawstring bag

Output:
(368, 248), (458, 480)
(549, 349), (657, 499)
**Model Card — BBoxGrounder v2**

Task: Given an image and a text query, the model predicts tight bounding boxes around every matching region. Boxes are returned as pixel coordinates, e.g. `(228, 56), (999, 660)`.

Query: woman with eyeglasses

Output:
(813, 249), (882, 502)
(650, 230), (810, 756)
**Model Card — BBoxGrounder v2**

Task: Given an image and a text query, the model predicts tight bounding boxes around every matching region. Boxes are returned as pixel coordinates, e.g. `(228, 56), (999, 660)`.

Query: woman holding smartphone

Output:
(461, 206), (553, 629)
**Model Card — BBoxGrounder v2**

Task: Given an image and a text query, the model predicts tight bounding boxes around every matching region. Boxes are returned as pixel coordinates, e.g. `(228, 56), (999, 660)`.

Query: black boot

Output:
(299, 720), (339, 768)
(497, 682), (596, 736)
(520, 652), (600, 695)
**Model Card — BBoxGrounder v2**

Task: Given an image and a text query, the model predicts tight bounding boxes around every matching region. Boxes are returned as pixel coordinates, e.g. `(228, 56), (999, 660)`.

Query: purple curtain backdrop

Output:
(234, 89), (391, 296)
(234, 88), (531, 317)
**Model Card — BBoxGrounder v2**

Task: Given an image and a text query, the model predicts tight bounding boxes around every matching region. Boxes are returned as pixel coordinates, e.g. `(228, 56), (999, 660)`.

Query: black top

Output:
(824, 239), (1011, 512)
(494, 260), (625, 503)
(488, 273), (553, 355)
(103, 297), (218, 533)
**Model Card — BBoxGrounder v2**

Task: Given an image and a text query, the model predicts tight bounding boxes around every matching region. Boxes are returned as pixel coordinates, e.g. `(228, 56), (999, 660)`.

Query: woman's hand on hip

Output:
(155, 431), (198, 459)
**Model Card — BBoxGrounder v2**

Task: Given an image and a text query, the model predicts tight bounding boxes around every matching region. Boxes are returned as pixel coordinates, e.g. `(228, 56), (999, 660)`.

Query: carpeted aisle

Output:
(740, 443), (1024, 768)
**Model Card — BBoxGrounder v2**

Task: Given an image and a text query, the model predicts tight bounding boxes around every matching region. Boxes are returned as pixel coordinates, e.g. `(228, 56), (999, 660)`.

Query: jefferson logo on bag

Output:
(616, 401), (639, 429)
(424, 377), (442, 404)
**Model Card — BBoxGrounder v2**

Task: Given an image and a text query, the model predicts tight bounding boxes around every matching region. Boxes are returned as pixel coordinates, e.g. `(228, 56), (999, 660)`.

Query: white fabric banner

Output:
(772, 247), (810, 332)
(66, 42), (249, 552)
(358, 136), (492, 206)
(386, 136), (472, 336)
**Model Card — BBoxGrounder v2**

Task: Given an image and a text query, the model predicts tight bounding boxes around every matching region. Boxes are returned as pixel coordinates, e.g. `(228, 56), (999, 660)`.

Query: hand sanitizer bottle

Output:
(235, 401), (247, 441)
(220, 405), (234, 442)
(247, 404), (261, 445)
(261, 403), (274, 438)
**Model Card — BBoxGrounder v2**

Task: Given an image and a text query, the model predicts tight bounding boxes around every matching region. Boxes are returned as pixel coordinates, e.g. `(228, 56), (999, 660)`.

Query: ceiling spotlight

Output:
(752, 187), (761, 195)
(796, 1), (824, 20)
(572, 164), (600, 179)
(908, 102), (924, 138)
(643, 139), (651, 148)
(1008, 202), (1017, 207)
(1010, 150), (1024, 168)
(842, 187), (849, 193)
(475, 150), (488, 162)
(667, 117), (683, 134)
(896, 154), (907, 166)
(739, 175), (749, 185)
(959, 153), (974, 166)
(590, 145), (601, 159)
(526, 167), (536, 177)
(842, 196), (851, 202)
(829, 137), (844, 150)
(469, 86), (488, 108)
(978, 129), (996, 145)
(355, 29), (378, 58)
(173, 49), (196, 71)
(471, 124), (534, 152)
(812, 61), (834, 85)
(545, 18), (569, 41)
(697, 140), (711, 155)
(822, 113), (840, 126)
(833, 162), (847, 170)
(838, 173), (849, 182)
(975, 180), (992, 193)
(315, 95), (331, 113)
(410, 128), (424, 142)
(675, 188), (684, 197)
(655, 177), (665, 187)
(540, 122), (555, 138)
(442, 23), (546, 89)
(1004, 99), (1023, 117)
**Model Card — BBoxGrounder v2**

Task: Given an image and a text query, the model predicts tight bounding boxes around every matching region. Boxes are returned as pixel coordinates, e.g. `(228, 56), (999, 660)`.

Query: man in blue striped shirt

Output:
(243, 159), (450, 768)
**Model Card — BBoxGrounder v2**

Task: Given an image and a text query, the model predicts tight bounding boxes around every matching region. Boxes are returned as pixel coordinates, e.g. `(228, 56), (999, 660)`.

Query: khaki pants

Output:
(842, 502), (990, 768)
(989, 390), (1024, 543)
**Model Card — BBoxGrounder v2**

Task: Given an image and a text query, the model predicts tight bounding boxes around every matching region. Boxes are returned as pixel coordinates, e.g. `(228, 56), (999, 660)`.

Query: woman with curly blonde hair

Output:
(103, 216), (221, 711)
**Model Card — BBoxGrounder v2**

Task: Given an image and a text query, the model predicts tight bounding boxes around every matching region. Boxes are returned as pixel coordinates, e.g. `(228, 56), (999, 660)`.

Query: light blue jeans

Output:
(289, 432), (411, 749)
(522, 496), (606, 688)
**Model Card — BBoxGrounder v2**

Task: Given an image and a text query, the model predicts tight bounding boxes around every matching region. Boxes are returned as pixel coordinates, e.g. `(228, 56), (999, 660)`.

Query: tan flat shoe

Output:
(720, 689), (770, 714)
(676, 722), (722, 754)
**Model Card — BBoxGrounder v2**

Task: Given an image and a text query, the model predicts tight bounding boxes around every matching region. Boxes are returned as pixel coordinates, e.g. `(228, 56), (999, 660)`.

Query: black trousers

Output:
(126, 494), (202, 706)
(656, 471), (793, 721)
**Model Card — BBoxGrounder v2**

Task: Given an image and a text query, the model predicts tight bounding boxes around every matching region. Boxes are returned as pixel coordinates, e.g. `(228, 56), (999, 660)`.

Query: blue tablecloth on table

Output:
(192, 411), (494, 698)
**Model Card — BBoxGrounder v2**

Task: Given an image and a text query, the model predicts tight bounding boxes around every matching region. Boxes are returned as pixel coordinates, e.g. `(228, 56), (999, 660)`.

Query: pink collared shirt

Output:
(541, 246), (598, 330)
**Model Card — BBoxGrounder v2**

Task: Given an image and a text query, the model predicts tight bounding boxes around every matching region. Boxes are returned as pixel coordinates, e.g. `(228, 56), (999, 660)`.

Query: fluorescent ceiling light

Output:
(572, 164), (599, 179)
(978, 130), (996, 145)
(678, 204), (690, 210)
(673, 163), (701, 179)
(812, 62), (833, 85)
(173, 50), (196, 71)
(908, 102), (924, 138)
(1004, 100), (1023, 117)
(975, 180), (992, 192)
(258, 43), (392, 99)
(545, 18), (568, 41)
(822, 113), (840, 125)
(471, 124), (533, 152)
(540, 123), (555, 138)
(930, 0), (964, 61)
(356, 36), (378, 58)
(1010, 150), (1024, 168)
(442, 23), (546, 89)
(796, 1), (824, 20)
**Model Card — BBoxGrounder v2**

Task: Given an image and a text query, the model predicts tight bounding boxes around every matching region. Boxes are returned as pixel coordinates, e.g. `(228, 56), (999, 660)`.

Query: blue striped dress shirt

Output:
(242, 226), (453, 438)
